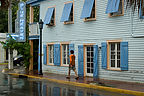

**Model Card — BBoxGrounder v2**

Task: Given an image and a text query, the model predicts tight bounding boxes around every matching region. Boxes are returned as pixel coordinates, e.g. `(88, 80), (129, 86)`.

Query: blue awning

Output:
(44, 7), (54, 24)
(80, 0), (94, 19)
(105, 0), (120, 14)
(60, 3), (73, 22)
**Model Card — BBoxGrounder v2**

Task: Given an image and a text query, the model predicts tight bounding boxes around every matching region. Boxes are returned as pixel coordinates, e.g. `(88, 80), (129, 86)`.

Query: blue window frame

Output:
(60, 2), (73, 24)
(44, 7), (55, 26)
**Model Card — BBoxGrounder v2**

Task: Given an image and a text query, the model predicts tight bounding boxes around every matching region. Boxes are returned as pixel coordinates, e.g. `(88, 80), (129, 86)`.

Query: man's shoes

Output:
(75, 77), (79, 80)
(66, 76), (70, 79)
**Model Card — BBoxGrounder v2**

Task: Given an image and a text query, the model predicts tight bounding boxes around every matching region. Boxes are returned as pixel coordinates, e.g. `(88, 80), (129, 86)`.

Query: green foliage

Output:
(0, 35), (31, 68)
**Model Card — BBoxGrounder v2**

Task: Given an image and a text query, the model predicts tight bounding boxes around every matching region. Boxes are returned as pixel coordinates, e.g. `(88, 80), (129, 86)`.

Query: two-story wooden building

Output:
(27, 0), (144, 83)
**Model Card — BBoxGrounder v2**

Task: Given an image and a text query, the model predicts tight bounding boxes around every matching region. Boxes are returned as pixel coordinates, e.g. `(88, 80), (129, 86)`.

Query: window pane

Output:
(50, 58), (52, 63)
(111, 43), (115, 50)
(63, 58), (66, 64)
(111, 60), (115, 67)
(117, 60), (120, 67)
(87, 58), (90, 62)
(91, 68), (93, 73)
(91, 63), (93, 68)
(117, 55), (120, 59)
(87, 52), (90, 56)
(87, 47), (90, 51)
(87, 68), (90, 73)
(111, 55), (115, 59)
(87, 63), (90, 67)
(91, 52), (93, 57)
(91, 47), (93, 51)
(117, 43), (120, 50)
(91, 58), (93, 62)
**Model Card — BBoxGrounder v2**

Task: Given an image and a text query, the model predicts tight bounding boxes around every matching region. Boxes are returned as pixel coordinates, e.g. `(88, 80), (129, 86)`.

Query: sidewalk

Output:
(7, 70), (144, 96)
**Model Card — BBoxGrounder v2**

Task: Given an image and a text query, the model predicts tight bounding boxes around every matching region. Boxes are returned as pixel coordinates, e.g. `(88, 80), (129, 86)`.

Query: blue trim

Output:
(139, 0), (144, 19)
(29, 35), (39, 40)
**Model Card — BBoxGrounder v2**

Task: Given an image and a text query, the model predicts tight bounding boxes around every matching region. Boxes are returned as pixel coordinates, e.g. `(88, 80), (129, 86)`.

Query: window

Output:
(61, 44), (69, 66)
(60, 2), (74, 24)
(44, 6), (55, 26)
(109, 43), (120, 69)
(47, 44), (54, 65)
(80, 0), (96, 21)
(109, 0), (124, 17)
(102, 40), (128, 71)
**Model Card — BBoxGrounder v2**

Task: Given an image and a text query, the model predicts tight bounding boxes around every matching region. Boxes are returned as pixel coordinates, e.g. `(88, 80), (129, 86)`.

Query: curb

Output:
(8, 73), (144, 96)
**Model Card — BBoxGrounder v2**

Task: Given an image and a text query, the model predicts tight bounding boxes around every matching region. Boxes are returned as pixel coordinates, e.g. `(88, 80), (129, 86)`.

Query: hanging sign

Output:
(6, 1), (26, 42)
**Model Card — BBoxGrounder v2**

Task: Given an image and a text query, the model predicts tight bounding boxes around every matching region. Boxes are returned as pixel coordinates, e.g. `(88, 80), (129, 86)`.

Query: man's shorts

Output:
(69, 65), (76, 70)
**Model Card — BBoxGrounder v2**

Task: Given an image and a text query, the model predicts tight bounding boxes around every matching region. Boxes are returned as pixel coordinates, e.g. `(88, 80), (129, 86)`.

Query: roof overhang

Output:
(26, 0), (45, 5)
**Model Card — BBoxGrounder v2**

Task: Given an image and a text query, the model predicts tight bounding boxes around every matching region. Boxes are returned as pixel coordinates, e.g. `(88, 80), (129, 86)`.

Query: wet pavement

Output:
(0, 72), (133, 96)
(1, 65), (144, 96)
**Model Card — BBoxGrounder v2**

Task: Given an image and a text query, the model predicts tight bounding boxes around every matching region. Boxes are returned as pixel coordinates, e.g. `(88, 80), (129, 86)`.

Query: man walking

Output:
(66, 50), (79, 80)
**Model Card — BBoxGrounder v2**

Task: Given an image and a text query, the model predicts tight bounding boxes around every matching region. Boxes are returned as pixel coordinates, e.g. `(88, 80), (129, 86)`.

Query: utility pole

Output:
(8, 0), (13, 69)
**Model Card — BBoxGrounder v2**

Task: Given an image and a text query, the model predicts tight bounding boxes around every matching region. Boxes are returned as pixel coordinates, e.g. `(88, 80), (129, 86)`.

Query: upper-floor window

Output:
(80, 0), (96, 21)
(105, 0), (124, 17)
(44, 6), (55, 26)
(60, 1), (74, 24)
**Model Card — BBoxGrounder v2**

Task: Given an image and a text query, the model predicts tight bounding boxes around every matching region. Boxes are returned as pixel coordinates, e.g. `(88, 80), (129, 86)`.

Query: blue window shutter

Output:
(54, 44), (60, 66)
(69, 44), (74, 56)
(93, 45), (98, 78)
(78, 45), (84, 77)
(42, 84), (47, 96)
(105, 0), (120, 14)
(101, 42), (107, 69)
(120, 42), (128, 71)
(44, 7), (54, 24)
(80, 0), (94, 19)
(60, 3), (73, 22)
(53, 87), (60, 96)
(139, 0), (144, 19)
(43, 45), (47, 65)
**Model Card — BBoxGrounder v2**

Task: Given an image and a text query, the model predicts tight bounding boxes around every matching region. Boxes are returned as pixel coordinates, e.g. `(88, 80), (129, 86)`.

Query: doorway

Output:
(84, 45), (94, 77)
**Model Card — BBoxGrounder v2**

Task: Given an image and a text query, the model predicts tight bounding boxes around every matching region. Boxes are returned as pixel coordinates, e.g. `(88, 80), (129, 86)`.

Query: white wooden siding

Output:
(40, 0), (144, 83)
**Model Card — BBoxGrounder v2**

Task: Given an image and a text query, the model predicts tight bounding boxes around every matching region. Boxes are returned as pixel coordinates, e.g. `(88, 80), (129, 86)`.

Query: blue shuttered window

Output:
(93, 45), (98, 78)
(101, 42), (107, 69)
(54, 44), (60, 66)
(44, 7), (54, 24)
(60, 3), (73, 22)
(139, 0), (144, 19)
(43, 45), (47, 65)
(120, 42), (128, 71)
(78, 45), (84, 77)
(80, 0), (94, 19)
(69, 44), (74, 56)
(105, 0), (120, 14)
